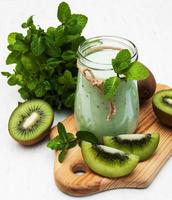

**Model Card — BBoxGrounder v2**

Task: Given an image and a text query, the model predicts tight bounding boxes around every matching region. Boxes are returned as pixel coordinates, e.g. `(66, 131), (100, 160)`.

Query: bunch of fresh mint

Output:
(104, 49), (149, 99)
(2, 2), (87, 110)
(47, 122), (98, 163)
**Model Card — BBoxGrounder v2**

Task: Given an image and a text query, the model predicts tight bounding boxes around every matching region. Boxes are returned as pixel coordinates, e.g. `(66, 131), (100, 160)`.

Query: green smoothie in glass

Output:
(74, 36), (139, 141)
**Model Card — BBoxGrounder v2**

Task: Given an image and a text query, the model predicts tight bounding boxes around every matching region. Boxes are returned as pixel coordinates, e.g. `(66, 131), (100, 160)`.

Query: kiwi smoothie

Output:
(74, 36), (139, 141)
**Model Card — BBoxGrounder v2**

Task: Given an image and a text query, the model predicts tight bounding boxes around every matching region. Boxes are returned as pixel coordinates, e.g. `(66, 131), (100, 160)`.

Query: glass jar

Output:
(74, 36), (139, 141)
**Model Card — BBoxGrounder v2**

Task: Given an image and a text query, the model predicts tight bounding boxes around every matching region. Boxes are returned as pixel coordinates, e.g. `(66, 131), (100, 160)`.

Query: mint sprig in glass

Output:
(104, 49), (149, 100)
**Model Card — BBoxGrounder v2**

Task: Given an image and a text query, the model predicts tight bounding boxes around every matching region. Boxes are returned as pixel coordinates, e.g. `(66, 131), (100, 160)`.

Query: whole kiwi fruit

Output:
(138, 67), (156, 104)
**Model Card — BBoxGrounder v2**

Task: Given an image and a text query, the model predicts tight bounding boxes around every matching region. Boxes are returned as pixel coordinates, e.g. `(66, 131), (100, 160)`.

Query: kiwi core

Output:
(22, 112), (41, 130)
(163, 96), (172, 106)
(92, 144), (128, 161)
(99, 145), (125, 155)
(117, 134), (147, 140)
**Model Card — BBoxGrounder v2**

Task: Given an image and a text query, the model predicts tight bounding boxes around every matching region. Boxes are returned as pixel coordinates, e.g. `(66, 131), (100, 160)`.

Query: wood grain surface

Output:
(50, 84), (172, 196)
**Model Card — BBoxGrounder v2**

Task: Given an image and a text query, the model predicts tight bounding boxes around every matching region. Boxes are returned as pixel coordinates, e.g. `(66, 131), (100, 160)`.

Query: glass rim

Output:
(77, 35), (138, 71)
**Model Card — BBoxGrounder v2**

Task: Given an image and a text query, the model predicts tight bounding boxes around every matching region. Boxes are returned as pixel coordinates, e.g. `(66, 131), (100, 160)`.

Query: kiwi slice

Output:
(81, 141), (139, 178)
(103, 133), (160, 161)
(152, 89), (172, 127)
(8, 99), (54, 145)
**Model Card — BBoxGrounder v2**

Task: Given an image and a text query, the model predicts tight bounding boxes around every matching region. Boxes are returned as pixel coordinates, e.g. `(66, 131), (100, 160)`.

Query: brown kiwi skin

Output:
(152, 100), (172, 127)
(138, 68), (156, 104)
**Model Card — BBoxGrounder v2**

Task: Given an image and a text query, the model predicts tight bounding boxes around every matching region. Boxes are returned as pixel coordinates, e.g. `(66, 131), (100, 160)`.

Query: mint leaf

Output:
(1, 72), (11, 77)
(21, 54), (37, 70)
(14, 74), (23, 85)
(65, 34), (80, 43)
(7, 75), (17, 86)
(71, 36), (85, 51)
(13, 40), (28, 53)
(46, 58), (61, 66)
(45, 35), (61, 57)
(35, 85), (46, 97)
(31, 35), (45, 56)
(8, 33), (17, 45)
(125, 61), (149, 80)
(112, 60), (130, 74)
(22, 16), (34, 28)
(54, 26), (66, 47)
(72, 14), (88, 29)
(26, 16), (34, 26)
(76, 131), (99, 145)
(62, 50), (76, 61)
(15, 62), (24, 73)
(67, 133), (77, 148)
(43, 81), (51, 91)
(18, 88), (30, 99)
(8, 32), (24, 45)
(57, 2), (71, 23)
(47, 135), (65, 150)
(6, 52), (20, 65)
(104, 76), (120, 100)
(67, 133), (75, 141)
(58, 70), (76, 87)
(7, 74), (23, 86)
(58, 148), (66, 163)
(47, 133), (76, 151)
(27, 80), (38, 90)
(115, 49), (131, 64)
(66, 14), (88, 34)
(57, 122), (68, 143)
(112, 49), (131, 74)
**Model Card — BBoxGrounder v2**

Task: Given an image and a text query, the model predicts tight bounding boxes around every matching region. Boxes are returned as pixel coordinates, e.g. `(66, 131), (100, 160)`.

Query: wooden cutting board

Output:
(50, 84), (172, 196)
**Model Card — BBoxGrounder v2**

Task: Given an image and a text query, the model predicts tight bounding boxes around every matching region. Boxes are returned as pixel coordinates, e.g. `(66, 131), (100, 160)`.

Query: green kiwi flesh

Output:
(8, 99), (54, 145)
(152, 89), (172, 127)
(81, 141), (139, 178)
(103, 133), (160, 161)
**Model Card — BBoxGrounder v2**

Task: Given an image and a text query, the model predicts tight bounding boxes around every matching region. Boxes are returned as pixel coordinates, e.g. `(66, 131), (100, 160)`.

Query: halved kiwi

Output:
(152, 89), (172, 127)
(103, 133), (160, 161)
(8, 99), (54, 145)
(81, 141), (139, 178)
